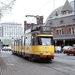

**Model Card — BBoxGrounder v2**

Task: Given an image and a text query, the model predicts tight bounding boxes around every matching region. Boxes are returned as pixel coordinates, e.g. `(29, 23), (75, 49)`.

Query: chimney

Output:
(24, 21), (27, 31)
(36, 16), (43, 24)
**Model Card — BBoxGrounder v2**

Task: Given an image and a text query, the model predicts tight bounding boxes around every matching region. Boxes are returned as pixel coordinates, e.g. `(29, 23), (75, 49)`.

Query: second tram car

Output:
(12, 25), (54, 61)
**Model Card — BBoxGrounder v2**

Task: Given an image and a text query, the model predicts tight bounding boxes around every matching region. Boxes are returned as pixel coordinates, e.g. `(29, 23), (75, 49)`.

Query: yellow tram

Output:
(12, 25), (54, 61)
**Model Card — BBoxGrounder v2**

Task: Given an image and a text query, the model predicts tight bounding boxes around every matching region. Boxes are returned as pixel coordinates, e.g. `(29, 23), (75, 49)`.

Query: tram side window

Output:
(12, 39), (14, 46)
(15, 41), (17, 46)
(21, 36), (24, 46)
(25, 37), (31, 46)
(32, 38), (35, 45)
(19, 40), (21, 46)
(24, 37), (27, 46)
(16, 40), (19, 46)
(25, 38), (28, 46)
(14, 41), (16, 46)
(13, 41), (15, 46)
(28, 37), (31, 45)
(24, 38), (25, 46)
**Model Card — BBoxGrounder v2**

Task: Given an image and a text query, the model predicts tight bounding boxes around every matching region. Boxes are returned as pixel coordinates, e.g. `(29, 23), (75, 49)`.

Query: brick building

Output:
(45, 0), (75, 46)
(24, 15), (43, 31)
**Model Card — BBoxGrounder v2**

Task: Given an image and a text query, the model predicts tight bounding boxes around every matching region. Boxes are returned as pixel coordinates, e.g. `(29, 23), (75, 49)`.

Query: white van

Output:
(55, 46), (62, 53)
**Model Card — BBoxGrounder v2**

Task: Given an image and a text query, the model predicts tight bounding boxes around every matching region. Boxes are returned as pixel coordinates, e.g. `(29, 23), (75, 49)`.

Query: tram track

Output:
(55, 53), (75, 60)
(42, 64), (70, 75)
(11, 53), (75, 75)
(37, 60), (75, 75)
(1, 52), (75, 75)
(11, 55), (72, 75)
(34, 54), (75, 75)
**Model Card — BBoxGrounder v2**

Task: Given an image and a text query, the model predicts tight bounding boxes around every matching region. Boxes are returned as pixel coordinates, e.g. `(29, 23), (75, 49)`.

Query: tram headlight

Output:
(46, 50), (48, 53)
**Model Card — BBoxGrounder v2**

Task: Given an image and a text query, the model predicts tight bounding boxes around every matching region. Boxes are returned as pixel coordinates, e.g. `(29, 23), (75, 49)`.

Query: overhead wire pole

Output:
(25, 15), (37, 24)
(25, 15), (41, 24)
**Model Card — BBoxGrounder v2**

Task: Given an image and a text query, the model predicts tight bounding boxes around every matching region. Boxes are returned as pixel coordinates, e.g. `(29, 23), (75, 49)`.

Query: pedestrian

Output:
(0, 40), (2, 53)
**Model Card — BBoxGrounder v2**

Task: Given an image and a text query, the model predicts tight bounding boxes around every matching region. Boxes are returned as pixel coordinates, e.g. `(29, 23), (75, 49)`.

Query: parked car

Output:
(64, 47), (75, 55)
(2, 46), (11, 51)
(63, 46), (73, 54)
(67, 48), (75, 55)
(55, 46), (62, 53)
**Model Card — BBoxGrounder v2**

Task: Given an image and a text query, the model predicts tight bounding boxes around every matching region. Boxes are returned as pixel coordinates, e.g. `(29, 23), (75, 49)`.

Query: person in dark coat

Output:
(0, 40), (3, 52)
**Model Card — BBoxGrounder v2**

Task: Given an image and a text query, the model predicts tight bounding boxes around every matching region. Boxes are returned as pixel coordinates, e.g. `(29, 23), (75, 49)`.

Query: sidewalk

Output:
(0, 52), (7, 75)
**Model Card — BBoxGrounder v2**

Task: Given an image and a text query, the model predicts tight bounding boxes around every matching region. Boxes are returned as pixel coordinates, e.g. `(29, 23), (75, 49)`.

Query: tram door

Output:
(21, 36), (24, 54)
(32, 36), (38, 53)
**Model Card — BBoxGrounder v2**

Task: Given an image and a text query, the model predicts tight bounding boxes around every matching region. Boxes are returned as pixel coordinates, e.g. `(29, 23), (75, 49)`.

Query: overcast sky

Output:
(1, 0), (73, 25)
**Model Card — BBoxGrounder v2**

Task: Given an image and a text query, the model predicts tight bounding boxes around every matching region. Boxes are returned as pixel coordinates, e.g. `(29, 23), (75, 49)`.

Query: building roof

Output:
(61, 0), (73, 12)
(45, 1), (74, 25)
(0, 22), (22, 26)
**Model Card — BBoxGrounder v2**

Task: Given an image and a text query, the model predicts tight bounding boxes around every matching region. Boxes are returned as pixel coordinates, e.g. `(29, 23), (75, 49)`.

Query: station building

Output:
(45, 0), (75, 46)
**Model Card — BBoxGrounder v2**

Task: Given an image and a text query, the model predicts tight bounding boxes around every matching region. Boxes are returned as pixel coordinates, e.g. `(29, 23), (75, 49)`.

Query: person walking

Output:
(0, 40), (2, 53)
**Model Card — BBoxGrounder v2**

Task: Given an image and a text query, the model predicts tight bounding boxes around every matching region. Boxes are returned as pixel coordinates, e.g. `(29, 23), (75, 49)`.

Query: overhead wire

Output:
(25, 0), (52, 23)
(31, 0), (52, 23)
(33, 0), (52, 14)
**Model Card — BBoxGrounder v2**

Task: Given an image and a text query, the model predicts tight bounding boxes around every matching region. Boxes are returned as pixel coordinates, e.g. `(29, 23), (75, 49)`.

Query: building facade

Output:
(45, 0), (75, 46)
(0, 22), (24, 45)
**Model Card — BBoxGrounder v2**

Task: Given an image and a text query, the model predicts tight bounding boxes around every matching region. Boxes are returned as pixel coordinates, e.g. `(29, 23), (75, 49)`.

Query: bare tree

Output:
(0, 0), (16, 20)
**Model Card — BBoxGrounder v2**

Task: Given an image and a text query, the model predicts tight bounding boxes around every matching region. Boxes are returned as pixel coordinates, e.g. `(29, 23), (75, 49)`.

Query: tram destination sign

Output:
(40, 26), (52, 34)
